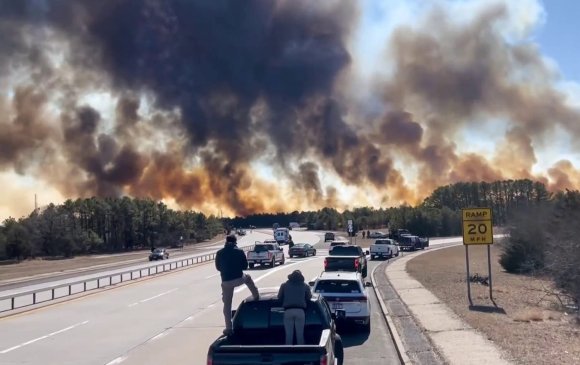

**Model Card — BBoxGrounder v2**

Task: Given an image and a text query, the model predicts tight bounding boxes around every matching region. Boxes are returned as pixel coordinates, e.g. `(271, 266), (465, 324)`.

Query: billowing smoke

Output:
(0, 0), (579, 217)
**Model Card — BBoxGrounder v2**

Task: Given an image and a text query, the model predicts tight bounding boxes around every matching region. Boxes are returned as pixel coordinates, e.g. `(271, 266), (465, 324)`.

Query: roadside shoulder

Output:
(386, 249), (514, 365)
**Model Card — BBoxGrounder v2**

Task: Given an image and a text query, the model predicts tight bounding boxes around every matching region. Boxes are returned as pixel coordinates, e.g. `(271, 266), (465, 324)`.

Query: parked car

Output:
(289, 243), (317, 258)
(324, 232), (335, 242)
(325, 245), (369, 278)
(149, 248), (169, 261)
(207, 290), (344, 365)
(247, 242), (285, 268)
(310, 271), (372, 332)
(368, 231), (388, 239)
(397, 235), (428, 251)
(370, 239), (399, 260)
(329, 240), (348, 252)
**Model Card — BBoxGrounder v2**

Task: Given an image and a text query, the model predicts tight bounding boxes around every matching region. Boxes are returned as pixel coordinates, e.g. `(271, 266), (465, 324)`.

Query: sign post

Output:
(461, 208), (494, 306)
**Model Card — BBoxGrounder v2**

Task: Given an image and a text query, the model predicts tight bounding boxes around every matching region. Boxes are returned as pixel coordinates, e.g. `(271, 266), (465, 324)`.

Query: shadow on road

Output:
(338, 326), (370, 348)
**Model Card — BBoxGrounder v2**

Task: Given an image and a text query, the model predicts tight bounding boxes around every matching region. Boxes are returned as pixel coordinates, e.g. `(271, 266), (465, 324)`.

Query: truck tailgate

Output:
(211, 345), (325, 364)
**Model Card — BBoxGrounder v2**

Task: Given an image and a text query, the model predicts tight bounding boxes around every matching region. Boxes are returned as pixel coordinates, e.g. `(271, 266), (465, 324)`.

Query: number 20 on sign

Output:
(462, 208), (493, 245)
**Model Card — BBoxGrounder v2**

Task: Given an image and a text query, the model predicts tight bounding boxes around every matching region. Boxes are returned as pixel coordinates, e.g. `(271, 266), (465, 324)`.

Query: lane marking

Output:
(127, 288), (178, 307)
(205, 273), (220, 279)
(234, 257), (320, 294)
(105, 356), (127, 365)
(0, 320), (89, 354)
(149, 332), (167, 342)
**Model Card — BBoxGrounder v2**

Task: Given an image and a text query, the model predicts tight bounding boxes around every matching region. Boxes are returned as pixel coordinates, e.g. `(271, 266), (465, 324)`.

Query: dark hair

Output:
(226, 234), (237, 243)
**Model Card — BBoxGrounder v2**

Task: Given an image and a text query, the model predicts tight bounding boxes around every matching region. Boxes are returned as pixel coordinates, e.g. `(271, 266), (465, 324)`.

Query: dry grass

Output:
(407, 244), (580, 365)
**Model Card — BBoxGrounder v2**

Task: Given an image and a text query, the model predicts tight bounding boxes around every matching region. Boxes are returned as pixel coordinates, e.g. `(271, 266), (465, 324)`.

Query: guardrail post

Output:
(52, 288), (55, 300)
(97, 279), (100, 289)
(69, 285), (72, 295)
(84, 282), (87, 292)
(11, 297), (15, 310)
(33, 292), (36, 305)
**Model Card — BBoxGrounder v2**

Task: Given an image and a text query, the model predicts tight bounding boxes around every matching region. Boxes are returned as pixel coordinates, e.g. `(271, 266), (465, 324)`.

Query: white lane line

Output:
(205, 273), (220, 279)
(0, 320), (89, 354)
(234, 257), (320, 294)
(208, 303), (216, 308)
(149, 332), (167, 342)
(105, 356), (127, 365)
(128, 288), (178, 307)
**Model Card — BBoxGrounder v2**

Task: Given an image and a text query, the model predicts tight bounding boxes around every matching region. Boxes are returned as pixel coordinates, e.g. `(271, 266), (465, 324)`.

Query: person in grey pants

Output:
(215, 235), (259, 335)
(277, 270), (312, 345)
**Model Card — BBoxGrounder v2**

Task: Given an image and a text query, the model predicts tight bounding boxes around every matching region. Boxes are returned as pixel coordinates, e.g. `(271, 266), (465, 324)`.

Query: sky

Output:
(0, 0), (580, 221)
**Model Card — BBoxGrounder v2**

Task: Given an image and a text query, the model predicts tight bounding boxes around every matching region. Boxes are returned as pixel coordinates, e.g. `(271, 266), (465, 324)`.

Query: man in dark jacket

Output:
(215, 235), (259, 335)
(277, 270), (312, 345)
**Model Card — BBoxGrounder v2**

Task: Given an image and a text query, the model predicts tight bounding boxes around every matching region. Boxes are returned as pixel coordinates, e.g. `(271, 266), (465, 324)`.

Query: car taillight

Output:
(324, 258), (328, 269)
(207, 355), (212, 365)
(353, 296), (367, 302)
(354, 258), (359, 269)
(320, 354), (328, 365)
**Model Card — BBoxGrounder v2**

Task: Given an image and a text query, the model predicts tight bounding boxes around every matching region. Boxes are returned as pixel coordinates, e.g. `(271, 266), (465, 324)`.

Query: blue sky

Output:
(534, 0), (580, 82)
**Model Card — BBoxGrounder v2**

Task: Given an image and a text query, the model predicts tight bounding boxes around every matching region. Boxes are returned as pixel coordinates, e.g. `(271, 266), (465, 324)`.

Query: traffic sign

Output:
(462, 208), (493, 245)
(347, 219), (353, 233)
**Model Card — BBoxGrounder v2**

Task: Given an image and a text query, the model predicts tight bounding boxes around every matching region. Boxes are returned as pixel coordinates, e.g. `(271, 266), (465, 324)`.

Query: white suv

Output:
(309, 271), (371, 332)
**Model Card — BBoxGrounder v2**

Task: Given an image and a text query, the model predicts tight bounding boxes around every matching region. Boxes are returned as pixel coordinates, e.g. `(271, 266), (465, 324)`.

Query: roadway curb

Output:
(371, 262), (411, 365)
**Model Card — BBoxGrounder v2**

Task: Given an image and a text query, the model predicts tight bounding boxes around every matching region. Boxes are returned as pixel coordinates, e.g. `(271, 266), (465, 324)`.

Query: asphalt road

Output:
(0, 229), (401, 365)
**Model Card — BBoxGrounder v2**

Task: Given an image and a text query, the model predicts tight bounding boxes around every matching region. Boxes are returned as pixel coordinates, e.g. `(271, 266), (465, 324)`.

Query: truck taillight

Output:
(268, 252), (273, 259)
(354, 258), (359, 269)
(207, 355), (213, 365)
(324, 258), (328, 269)
(320, 354), (328, 365)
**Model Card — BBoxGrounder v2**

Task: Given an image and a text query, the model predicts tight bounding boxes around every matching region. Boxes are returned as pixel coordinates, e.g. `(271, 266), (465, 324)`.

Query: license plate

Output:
(332, 303), (343, 309)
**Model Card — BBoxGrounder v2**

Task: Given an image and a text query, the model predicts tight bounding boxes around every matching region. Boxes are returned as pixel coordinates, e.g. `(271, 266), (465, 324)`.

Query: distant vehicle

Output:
(207, 290), (344, 365)
(247, 242), (285, 268)
(289, 243), (317, 258)
(370, 239), (399, 260)
(236, 228), (246, 236)
(272, 223), (280, 231)
(397, 235), (429, 251)
(325, 245), (369, 278)
(368, 231), (388, 239)
(324, 232), (335, 241)
(289, 222), (300, 230)
(310, 271), (372, 332)
(329, 240), (348, 252)
(149, 248), (169, 261)
(274, 227), (290, 245)
(389, 229), (411, 241)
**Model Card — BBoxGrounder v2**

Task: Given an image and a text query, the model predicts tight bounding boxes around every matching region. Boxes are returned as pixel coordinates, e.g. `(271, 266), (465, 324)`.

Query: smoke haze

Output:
(0, 0), (579, 218)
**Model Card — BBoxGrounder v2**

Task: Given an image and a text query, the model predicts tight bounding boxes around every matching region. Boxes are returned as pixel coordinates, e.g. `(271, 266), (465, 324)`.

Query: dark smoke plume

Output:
(1, 0), (580, 216)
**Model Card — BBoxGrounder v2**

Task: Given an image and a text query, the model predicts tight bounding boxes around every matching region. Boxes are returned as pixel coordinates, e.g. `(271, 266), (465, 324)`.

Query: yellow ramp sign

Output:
(462, 208), (493, 245)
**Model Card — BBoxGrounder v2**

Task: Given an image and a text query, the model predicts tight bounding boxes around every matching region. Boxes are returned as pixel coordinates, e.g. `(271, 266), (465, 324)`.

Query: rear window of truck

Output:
(314, 280), (361, 294)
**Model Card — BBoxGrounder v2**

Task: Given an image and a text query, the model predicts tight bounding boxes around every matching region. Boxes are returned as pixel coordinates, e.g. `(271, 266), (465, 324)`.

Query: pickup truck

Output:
(247, 241), (285, 268)
(369, 239), (399, 260)
(324, 245), (369, 278)
(207, 290), (345, 365)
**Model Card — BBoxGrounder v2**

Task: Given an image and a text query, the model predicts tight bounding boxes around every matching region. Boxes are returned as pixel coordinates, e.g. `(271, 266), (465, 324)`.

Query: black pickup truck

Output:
(207, 291), (344, 365)
(324, 245), (369, 278)
(397, 234), (430, 251)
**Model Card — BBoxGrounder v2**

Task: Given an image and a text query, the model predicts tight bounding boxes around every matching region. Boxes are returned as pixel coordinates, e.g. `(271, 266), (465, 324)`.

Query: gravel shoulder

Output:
(407, 244), (580, 365)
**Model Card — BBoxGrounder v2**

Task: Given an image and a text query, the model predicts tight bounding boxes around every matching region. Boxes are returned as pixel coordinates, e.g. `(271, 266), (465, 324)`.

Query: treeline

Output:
(228, 179), (551, 236)
(500, 190), (580, 311)
(0, 197), (223, 260)
(0, 178), (554, 261)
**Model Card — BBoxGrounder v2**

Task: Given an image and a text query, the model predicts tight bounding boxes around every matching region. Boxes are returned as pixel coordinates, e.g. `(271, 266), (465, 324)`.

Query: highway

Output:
(0, 229), (401, 365)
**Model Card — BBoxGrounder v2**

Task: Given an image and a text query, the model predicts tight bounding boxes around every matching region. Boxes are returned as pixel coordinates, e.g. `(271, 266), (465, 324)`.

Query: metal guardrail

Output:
(0, 245), (255, 313)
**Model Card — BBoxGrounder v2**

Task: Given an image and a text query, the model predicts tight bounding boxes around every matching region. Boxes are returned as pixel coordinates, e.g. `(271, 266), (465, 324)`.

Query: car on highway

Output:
(324, 245), (369, 278)
(368, 231), (388, 239)
(247, 242), (285, 268)
(328, 240), (347, 252)
(370, 238), (399, 260)
(324, 232), (335, 241)
(288, 243), (317, 258)
(397, 235), (428, 251)
(274, 227), (290, 245)
(236, 228), (246, 236)
(207, 290), (345, 365)
(148, 248), (169, 261)
(310, 271), (372, 332)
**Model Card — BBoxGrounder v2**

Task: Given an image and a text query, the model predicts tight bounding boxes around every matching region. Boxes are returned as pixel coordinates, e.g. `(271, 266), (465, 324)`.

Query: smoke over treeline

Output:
(0, 0), (579, 217)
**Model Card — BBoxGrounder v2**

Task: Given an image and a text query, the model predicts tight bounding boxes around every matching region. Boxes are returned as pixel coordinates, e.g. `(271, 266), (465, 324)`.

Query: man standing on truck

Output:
(277, 270), (312, 345)
(216, 235), (260, 335)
